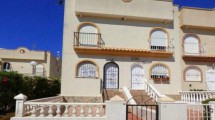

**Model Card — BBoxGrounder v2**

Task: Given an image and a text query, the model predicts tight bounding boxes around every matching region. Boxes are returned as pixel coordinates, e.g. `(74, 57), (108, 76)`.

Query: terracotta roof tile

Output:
(102, 47), (149, 52)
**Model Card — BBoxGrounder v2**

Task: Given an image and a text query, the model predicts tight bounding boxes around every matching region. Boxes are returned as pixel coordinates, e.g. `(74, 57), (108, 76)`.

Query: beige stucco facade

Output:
(179, 8), (215, 91)
(0, 47), (61, 78)
(61, 0), (215, 97)
(61, 0), (183, 97)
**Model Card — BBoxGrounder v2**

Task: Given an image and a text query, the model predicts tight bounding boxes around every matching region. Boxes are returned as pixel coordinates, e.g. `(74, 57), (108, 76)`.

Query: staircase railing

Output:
(122, 87), (136, 104)
(144, 79), (166, 101)
(180, 91), (215, 103)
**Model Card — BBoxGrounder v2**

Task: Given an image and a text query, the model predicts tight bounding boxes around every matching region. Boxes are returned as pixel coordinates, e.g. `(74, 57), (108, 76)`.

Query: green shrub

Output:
(0, 71), (61, 115)
(0, 71), (24, 114)
(201, 98), (215, 120)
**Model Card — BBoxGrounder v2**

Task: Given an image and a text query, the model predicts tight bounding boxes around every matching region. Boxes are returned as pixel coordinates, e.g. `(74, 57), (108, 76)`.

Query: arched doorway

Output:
(206, 68), (215, 91)
(103, 62), (119, 89)
(131, 64), (145, 90)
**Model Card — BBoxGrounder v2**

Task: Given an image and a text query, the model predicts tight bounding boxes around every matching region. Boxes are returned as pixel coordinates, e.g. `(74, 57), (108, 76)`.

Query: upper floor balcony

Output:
(182, 34), (215, 62)
(73, 32), (174, 58)
(75, 0), (173, 22)
(180, 8), (215, 30)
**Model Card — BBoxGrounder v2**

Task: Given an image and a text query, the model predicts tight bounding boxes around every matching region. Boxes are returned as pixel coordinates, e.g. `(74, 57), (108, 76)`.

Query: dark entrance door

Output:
(103, 62), (119, 89)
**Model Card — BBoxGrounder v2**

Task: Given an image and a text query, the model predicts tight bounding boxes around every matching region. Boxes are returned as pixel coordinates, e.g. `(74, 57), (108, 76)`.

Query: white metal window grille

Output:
(206, 68), (215, 91)
(131, 64), (145, 90)
(150, 30), (167, 51)
(36, 64), (44, 77)
(77, 61), (97, 78)
(104, 63), (119, 89)
(3, 62), (11, 71)
(185, 67), (201, 81)
(184, 35), (200, 54)
(151, 64), (168, 79)
(79, 24), (98, 47)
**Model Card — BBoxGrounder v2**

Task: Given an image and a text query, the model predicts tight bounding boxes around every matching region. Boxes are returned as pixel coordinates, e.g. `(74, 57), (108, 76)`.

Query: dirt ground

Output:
(0, 113), (14, 120)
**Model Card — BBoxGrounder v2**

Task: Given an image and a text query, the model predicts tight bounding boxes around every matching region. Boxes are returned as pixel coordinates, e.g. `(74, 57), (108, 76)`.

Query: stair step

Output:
(102, 89), (125, 101)
(130, 90), (156, 105)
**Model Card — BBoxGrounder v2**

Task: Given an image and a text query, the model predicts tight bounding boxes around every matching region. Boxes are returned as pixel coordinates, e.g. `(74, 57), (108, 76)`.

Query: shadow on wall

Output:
(78, 17), (174, 29)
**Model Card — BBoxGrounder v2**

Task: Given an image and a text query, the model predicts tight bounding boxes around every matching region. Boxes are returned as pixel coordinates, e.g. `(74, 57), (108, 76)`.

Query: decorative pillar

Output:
(14, 94), (27, 117)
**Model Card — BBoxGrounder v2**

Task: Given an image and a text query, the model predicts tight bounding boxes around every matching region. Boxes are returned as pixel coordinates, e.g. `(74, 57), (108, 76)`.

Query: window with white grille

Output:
(184, 35), (200, 54)
(185, 66), (201, 81)
(150, 29), (168, 51)
(77, 61), (97, 78)
(36, 64), (44, 77)
(151, 64), (169, 80)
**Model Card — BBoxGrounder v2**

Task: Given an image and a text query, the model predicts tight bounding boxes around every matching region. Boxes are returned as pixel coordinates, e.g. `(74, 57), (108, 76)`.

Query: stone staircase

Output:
(102, 89), (125, 101)
(130, 90), (157, 105)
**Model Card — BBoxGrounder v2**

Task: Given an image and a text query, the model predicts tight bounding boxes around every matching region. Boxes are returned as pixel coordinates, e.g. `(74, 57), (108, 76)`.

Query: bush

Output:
(0, 71), (24, 114)
(201, 98), (215, 120)
(0, 71), (61, 114)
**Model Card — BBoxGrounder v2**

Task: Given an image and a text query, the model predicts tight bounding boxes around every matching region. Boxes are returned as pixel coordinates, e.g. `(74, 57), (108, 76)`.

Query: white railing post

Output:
(14, 94), (27, 117)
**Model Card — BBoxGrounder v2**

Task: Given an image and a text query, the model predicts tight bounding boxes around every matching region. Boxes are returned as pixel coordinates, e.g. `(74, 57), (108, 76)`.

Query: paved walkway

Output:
(127, 113), (143, 120)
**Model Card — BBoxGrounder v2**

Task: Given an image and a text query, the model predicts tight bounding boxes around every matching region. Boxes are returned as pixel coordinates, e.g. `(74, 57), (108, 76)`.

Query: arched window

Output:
(150, 29), (168, 51)
(77, 61), (98, 78)
(131, 64), (144, 90)
(36, 64), (44, 77)
(3, 62), (11, 71)
(151, 63), (169, 80)
(185, 66), (202, 81)
(77, 23), (99, 47)
(184, 34), (200, 55)
(104, 62), (119, 89)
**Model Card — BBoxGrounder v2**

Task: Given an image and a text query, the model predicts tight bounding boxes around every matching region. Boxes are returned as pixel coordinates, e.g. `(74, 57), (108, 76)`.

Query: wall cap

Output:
(14, 93), (27, 100)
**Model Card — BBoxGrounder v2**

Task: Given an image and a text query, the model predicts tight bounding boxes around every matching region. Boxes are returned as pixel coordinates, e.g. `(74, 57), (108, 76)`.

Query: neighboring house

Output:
(0, 47), (61, 78)
(179, 7), (215, 91)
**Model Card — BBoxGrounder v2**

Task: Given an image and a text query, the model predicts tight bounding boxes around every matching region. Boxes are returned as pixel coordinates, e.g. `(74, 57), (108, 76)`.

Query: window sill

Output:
(75, 76), (99, 79)
(151, 77), (169, 81)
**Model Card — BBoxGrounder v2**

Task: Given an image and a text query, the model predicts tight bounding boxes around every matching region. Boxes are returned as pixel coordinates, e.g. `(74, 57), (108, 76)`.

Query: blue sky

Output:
(0, 0), (214, 56)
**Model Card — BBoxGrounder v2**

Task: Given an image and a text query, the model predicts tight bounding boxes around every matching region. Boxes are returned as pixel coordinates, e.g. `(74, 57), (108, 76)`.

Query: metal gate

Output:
(126, 97), (159, 120)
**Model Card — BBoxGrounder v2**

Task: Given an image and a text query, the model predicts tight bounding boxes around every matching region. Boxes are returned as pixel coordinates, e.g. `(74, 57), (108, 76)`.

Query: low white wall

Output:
(11, 118), (106, 120)
(158, 101), (187, 120)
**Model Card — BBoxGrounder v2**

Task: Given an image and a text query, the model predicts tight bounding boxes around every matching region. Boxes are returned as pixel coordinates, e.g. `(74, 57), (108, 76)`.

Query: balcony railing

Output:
(183, 43), (206, 56)
(180, 91), (215, 103)
(74, 32), (105, 48)
(149, 38), (174, 52)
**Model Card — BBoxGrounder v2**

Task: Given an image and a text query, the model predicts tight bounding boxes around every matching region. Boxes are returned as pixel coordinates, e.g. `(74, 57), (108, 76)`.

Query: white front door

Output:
(131, 65), (144, 90)
(206, 69), (215, 91)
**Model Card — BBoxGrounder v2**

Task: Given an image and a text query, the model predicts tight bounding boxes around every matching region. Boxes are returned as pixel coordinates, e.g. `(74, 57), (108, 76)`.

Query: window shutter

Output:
(184, 36), (199, 54)
(151, 30), (167, 47)
(185, 67), (201, 81)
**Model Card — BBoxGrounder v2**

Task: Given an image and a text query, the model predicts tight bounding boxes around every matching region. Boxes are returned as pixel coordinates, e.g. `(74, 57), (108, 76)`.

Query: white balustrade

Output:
(180, 91), (215, 103)
(144, 79), (166, 101)
(24, 102), (106, 117)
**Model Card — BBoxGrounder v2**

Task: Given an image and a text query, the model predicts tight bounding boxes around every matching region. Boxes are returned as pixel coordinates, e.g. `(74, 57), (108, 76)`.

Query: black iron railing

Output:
(74, 32), (105, 48)
(126, 104), (159, 120)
